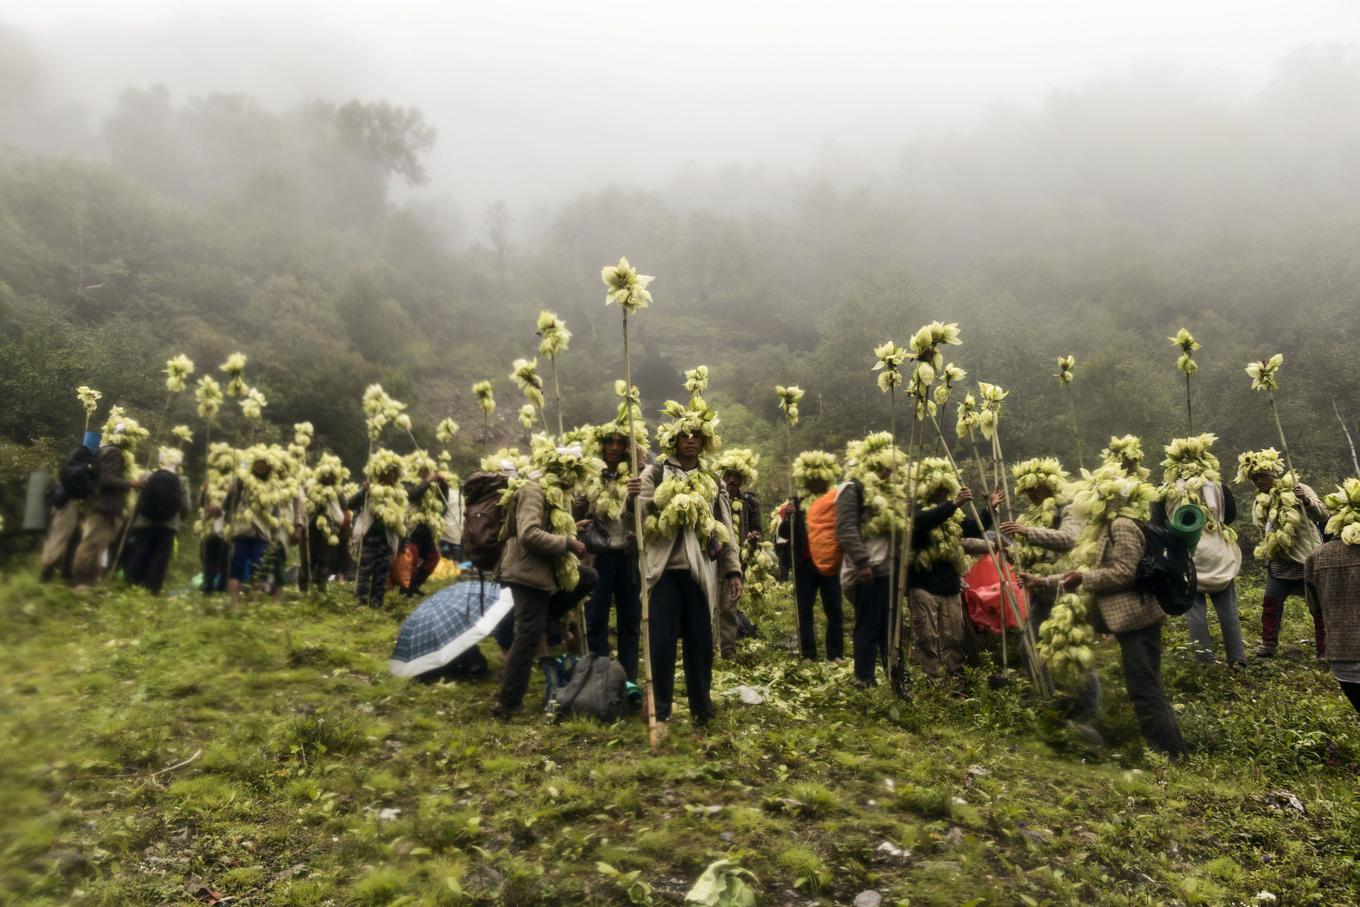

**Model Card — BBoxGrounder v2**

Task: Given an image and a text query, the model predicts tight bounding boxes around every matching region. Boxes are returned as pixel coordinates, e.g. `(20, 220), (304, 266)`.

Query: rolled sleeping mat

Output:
(83, 430), (102, 451)
(1169, 503), (1206, 553)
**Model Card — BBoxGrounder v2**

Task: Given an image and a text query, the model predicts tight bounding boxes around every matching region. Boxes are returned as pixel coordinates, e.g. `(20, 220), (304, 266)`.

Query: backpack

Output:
(58, 445), (99, 500)
(806, 489), (843, 576)
(1134, 522), (1198, 616)
(553, 654), (629, 721)
(461, 471), (510, 571)
(137, 469), (183, 522)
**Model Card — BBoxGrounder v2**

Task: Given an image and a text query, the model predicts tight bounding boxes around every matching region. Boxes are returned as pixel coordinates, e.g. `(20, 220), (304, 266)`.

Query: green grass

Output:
(1, 565), (1358, 905)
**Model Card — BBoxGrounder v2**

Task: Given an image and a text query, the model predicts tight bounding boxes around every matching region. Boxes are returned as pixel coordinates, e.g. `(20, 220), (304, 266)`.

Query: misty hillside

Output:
(2, 37), (1360, 518)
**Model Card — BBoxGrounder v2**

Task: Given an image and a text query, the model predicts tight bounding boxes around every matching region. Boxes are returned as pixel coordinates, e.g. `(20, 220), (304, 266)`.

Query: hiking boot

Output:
(490, 702), (520, 721)
(1253, 644), (1277, 658)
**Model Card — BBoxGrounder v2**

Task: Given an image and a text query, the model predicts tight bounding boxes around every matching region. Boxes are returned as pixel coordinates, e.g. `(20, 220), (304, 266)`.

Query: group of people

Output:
(34, 382), (1360, 758)
(40, 413), (459, 610)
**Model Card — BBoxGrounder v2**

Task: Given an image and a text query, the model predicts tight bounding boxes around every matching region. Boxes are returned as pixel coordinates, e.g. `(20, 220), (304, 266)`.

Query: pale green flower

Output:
(473, 380), (496, 416)
(436, 418), (460, 444)
(240, 386), (267, 421)
(164, 354), (195, 393)
(511, 359), (545, 409)
(195, 376), (223, 419)
(76, 385), (102, 418)
(601, 256), (655, 314)
(1056, 355), (1075, 386)
(536, 310), (571, 357)
(1246, 353), (1284, 392)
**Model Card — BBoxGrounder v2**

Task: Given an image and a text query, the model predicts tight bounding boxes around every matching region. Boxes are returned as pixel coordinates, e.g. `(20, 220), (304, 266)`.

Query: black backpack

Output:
(1134, 522), (1197, 616)
(137, 470), (183, 523)
(58, 446), (99, 500)
(553, 654), (629, 721)
(461, 472), (510, 571)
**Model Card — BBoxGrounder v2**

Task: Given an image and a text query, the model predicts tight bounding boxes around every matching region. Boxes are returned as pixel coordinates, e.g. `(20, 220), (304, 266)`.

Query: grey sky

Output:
(7, 1), (1359, 221)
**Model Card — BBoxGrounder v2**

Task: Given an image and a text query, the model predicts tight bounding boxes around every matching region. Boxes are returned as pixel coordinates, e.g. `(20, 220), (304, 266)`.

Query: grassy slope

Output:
(1, 567), (1358, 907)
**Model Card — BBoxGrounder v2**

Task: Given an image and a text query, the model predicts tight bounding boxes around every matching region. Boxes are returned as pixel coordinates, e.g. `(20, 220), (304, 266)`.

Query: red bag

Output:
(389, 542), (415, 590)
(962, 554), (1030, 634)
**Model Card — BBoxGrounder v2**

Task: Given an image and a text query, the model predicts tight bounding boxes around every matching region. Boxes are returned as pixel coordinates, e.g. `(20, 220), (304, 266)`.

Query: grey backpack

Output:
(554, 655), (628, 721)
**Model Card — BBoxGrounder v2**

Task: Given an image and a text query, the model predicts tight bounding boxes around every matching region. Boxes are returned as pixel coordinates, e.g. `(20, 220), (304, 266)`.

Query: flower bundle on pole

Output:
(537, 311), (571, 436)
(1246, 353), (1295, 477)
(146, 354), (195, 465)
(775, 383), (805, 636)
(220, 352), (248, 397)
(510, 358), (549, 434)
(601, 255), (660, 747)
(171, 424), (194, 448)
(1236, 448), (1303, 561)
(1055, 354), (1084, 469)
(76, 385), (102, 433)
(472, 380), (496, 443)
(435, 417), (459, 446)
(1171, 329), (1200, 433)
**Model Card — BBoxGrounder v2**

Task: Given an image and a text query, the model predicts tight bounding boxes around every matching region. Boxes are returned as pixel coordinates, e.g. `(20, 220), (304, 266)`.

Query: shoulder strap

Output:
(650, 461), (665, 487)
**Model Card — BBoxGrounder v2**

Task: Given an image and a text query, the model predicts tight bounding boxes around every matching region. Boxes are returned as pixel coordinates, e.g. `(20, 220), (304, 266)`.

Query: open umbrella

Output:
(389, 578), (513, 677)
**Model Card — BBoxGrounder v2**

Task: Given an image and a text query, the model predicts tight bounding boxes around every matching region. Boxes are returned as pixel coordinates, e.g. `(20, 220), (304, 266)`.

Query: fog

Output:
(7, 1), (1360, 232)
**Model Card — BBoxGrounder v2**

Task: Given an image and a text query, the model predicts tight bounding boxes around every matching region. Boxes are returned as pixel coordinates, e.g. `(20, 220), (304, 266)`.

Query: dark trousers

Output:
(650, 570), (716, 723)
(852, 571), (893, 684)
(202, 535), (229, 594)
(1340, 681), (1360, 715)
(586, 550), (642, 681)
(796, 562), (843, 660)
(299, 525), (337, 593)
(408, 526), (441, 594)
(1115, 622), (1186, 757)
(124, 526), (176, 594)
(355, 530), (394, 606)
(497, 583), (554, 712)
(1261, 574), (1326, 654)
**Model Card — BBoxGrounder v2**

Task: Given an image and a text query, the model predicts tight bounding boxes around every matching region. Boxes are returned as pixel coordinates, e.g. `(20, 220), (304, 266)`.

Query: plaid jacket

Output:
(1084, 517), (1163, 635)
(1023, 504), (1081, 551)
(1305, 540), (1360, 662)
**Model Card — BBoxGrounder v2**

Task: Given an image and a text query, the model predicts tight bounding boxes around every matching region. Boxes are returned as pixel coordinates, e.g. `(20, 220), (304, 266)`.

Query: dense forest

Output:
(2, 45), (1359, 526)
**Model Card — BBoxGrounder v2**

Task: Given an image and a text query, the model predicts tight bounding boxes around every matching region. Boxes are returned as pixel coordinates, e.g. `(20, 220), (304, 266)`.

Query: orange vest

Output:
(806, 490), (842, 577)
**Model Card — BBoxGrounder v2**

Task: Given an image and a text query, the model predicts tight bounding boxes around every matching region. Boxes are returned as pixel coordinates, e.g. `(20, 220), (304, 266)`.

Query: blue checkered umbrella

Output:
(389, 578), (513, 677)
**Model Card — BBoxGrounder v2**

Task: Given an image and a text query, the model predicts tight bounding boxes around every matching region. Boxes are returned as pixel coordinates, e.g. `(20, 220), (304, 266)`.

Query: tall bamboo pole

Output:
(1333, 398), (1360, 477)
(623, 312), (660, 748)
(551, 357), (565, 437)
(787, 418), (801, 654)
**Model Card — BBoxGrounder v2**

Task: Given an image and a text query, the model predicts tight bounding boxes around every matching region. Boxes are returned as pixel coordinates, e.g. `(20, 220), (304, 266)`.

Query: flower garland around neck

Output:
(1100, 434), (1150, 480)
(645, 459), (730, 548)
(1009, 457), (1072, 576)
(1037, 462), (1157, 680)
(1160, 433), (1236, 543)
(1323, 478), (1360, 546)
(305, 453), (350, 545)
(1236, 448), (1300, 562)
(234, 445), (301, 537)
(502, 441), (597, 591)
(793, 450), (840, 506)
(196, 442), (239, 535)
(365, 448), (409, 538)
(743, 540), (781, 602)
(910, 457), (968, 574)
(844, 432), (907, 539)
(405, 450), (447, 535)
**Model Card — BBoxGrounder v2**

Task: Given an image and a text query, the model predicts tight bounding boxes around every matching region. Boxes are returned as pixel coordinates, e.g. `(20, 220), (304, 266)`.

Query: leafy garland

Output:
(793, 450), (840, 498)
(365, 448), (409, 537)
(304, 453), (350, 545)
(405, 450), (446, 535)
(1159, 433), (1236, 543)
(1009, 457), (1072, 575)
(501, 442), (599, 591)
(743, 540), (782, 602)
(1323, 478), (1360, 546)
(1236, 449), (1300, 561)
(232, 444), (301, 537)
(1037, 462), (1157, 679)
(1100, 434), (1150, 480)
(715, 448), (760, 487)
(645, 463), (731, 548)
(909, 457), (968, 574)
(843, 432), (907, 540)
(196, 442), (239, 535)
(100, 406), (149, 492)
(655, 395), (721, 453)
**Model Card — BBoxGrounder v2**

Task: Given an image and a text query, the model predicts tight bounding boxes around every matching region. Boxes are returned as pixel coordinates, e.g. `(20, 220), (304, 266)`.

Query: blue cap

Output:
(82, 430), (102, 451)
